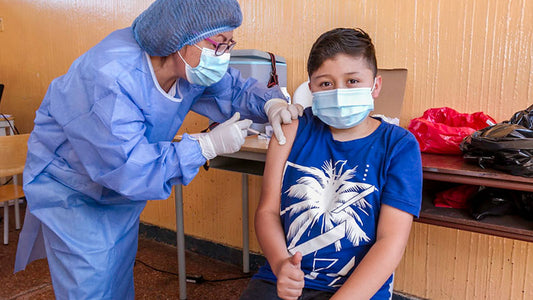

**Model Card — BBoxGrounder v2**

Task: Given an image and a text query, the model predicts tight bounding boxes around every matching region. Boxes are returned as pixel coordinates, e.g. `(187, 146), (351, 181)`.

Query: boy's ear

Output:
(371, 75), (383, 98)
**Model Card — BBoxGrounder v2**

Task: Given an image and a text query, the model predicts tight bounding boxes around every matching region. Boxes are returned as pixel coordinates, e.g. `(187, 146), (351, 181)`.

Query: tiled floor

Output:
(1, 205), (251, 300)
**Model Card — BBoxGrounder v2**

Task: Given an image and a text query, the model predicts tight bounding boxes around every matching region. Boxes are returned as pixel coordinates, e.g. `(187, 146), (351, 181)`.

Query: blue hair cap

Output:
(132, 0), (242, 57)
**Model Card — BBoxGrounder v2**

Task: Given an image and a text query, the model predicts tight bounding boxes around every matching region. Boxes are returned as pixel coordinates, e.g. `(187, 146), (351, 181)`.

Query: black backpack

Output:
(460, 105), (533, 177)
(509, 104), (533, 129)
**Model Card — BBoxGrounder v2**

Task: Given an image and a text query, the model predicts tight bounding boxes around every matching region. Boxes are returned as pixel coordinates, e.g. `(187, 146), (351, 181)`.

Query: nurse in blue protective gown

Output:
(14, 0), (303, 299)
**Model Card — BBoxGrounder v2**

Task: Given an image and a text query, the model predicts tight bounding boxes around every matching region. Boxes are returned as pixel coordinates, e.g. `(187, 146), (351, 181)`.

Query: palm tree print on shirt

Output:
(281, 159), (376, 255)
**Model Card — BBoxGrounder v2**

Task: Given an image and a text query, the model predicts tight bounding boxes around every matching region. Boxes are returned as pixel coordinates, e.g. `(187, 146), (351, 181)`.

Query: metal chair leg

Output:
(13, 175), (21, 230)
(14, 199), (20, 230)
(3, 202), (8, 245)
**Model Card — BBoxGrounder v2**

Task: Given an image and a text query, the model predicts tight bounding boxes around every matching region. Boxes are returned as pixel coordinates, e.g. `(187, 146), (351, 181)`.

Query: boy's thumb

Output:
(290, 252), (302, 267)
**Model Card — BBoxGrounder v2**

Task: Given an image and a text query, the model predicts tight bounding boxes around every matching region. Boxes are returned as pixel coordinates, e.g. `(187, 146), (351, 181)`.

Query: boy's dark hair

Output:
(307, 28), (377, 77)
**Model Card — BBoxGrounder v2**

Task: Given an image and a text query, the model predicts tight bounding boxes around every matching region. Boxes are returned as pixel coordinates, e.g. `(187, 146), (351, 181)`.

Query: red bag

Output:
(408, 107), (496, 154)
(434, 185), (479, 209)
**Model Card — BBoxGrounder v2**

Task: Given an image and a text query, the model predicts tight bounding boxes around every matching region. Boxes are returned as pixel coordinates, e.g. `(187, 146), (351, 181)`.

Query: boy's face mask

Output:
(178, 45), (230, 86)
(311, 80), (376, 129)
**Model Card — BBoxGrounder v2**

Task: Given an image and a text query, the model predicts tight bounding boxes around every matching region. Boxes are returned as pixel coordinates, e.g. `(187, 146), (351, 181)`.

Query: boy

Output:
(240, 28), (422, 300)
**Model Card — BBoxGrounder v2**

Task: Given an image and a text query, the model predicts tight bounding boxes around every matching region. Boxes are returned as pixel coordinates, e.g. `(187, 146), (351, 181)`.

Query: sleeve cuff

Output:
(175, 133), (208, 185)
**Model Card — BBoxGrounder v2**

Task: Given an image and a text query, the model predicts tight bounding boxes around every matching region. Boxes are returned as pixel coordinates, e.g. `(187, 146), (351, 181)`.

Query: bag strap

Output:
(267, 52), (279, 88)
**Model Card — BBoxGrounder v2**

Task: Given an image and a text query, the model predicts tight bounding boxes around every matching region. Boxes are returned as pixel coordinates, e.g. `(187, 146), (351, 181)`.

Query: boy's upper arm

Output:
(258, 120), (299, 211)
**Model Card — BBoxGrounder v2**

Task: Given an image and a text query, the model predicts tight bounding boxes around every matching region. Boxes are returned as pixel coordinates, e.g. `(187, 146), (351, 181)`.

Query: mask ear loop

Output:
(177, 49), (190, 67)
(177, 44), (203, 67)
(370, 77), (377, 93)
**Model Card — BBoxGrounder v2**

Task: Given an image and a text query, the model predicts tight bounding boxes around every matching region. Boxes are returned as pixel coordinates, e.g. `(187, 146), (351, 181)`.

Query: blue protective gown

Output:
(14, 27), (284, 299)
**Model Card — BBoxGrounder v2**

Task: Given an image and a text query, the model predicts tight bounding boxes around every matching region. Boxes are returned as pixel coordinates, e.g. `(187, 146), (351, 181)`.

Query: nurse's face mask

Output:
(311, 78), (376, 129)
(178, 42), (231, 86)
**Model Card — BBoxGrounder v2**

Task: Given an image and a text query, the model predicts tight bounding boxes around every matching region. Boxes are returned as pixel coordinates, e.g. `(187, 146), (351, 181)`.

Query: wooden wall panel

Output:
(247, 175), (263, 251)
(395, 223), (533, 299)
(0, 0), (152, 133)
(181, 169), (243, 245)
(2, 0), (531, 135)
(2, 0), (532, 299)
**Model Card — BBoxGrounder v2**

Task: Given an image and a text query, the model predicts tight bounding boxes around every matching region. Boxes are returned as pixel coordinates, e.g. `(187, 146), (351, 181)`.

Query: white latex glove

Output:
(264, 98), (304, 145)
(194, 112), (253, 160)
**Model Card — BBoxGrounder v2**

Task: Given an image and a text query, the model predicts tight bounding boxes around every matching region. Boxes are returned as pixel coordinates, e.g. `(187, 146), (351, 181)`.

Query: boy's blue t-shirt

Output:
(253, 108), (423, 299)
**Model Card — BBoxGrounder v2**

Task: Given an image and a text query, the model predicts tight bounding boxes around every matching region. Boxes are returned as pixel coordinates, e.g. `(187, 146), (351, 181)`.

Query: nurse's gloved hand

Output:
(264, 98), (304, 145)
(196, 112), (253, 160)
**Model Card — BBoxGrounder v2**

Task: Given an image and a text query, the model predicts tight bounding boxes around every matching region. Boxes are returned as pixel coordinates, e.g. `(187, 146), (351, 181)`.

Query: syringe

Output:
(247, 128), (269, 139)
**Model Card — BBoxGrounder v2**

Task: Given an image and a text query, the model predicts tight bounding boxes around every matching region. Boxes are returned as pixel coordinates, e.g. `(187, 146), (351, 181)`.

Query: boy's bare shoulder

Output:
(281, 118), (299, 145)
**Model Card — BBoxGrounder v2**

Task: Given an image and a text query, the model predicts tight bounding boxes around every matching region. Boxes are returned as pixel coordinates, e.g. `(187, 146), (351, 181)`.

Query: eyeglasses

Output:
(204, 37), (237, 56)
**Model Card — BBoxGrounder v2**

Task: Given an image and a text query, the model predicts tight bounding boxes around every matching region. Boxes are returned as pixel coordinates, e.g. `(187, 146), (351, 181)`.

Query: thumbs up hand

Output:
(275, 252), (305, 300)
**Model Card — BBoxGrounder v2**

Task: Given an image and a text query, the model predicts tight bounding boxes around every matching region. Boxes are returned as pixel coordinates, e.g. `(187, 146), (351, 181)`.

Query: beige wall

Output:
(397, 223), (532, 299)
(1, 0), (532, 299)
